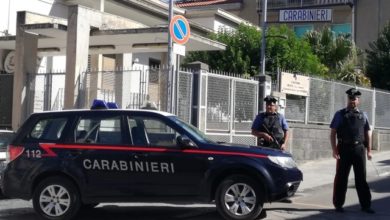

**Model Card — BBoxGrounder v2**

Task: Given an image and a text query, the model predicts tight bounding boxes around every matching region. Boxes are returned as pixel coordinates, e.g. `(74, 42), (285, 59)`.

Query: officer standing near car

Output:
(251, 95), (289, 151)
(330, 88), (374, 214)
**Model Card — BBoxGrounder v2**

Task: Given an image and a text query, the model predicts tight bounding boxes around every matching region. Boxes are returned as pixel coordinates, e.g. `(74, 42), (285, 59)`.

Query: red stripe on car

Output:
(39, 143), (267, 159)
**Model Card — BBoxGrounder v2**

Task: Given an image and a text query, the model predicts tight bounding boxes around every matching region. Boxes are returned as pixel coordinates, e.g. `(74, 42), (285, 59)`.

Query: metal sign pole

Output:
(258, 0), (268, 113)
(167, 0), (173, 113)
(261, 0), (267, 76)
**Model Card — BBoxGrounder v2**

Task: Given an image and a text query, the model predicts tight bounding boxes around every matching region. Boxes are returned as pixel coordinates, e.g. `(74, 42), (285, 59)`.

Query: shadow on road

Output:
(0, 177), (388, 220)
(267, 177), (390, 220)
(76, 205), (221, 220)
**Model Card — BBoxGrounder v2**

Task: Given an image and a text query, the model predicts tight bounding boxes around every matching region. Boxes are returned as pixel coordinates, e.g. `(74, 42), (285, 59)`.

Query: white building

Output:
(0, 0), (255, 130)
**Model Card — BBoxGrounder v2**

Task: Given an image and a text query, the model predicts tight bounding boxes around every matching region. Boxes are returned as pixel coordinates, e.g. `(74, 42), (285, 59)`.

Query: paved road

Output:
(1, 174), (389, 220)
(265, 175), (390, 219)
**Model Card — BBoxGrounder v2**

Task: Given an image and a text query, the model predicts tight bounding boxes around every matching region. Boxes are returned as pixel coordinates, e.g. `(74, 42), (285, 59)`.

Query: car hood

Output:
(211, 142), (292, 157)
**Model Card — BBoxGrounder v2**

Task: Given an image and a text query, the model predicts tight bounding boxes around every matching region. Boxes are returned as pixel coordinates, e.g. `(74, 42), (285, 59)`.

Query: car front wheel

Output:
(215, 175), (264, 220)
(32, 176), (81, 220)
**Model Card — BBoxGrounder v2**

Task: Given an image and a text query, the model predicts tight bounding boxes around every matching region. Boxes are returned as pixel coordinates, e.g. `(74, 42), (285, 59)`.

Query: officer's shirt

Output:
(330, 108), (370, 131)
(251, 112), (289, 131)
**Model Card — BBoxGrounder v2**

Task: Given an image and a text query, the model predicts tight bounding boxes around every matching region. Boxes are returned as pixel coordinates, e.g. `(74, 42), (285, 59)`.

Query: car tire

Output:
(215, 175), (264, 220)
(32, 176), (81, 220)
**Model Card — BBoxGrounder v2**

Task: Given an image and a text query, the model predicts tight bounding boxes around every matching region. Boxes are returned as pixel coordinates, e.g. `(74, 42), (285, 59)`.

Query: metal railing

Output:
(198, 71), (259, 145)
(29, 67), (193, 123)
(263, 0), (354, 9)
(277, 74), (390, 129)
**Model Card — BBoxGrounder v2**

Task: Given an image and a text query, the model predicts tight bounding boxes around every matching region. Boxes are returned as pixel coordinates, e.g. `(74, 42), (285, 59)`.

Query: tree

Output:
(304, 27), (370, 86)
(184, 24), (326, 77)
(184, 25), (260, 76)
(266, 25), (327, 77)
(366, 22), (390, 90)
(305, 28), (352, 73)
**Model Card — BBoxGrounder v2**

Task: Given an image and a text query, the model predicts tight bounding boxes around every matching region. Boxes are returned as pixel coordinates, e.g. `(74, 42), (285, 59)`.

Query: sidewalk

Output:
(296, 150), (390, 193)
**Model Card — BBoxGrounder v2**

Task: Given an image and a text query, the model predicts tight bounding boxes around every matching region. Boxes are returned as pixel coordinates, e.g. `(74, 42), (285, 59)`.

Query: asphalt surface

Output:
(0, 151), (389, 219)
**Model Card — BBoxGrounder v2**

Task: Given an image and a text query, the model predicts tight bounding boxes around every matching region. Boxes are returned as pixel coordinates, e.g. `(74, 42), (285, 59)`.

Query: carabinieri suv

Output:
(1, 101), (302, 220)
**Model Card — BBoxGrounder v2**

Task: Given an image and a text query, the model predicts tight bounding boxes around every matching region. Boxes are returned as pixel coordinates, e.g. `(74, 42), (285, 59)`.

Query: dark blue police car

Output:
(1, 101), (302, 220)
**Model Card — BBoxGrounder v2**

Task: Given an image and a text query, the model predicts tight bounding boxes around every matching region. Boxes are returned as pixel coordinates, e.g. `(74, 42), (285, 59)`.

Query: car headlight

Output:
(268, 156), (297, 169)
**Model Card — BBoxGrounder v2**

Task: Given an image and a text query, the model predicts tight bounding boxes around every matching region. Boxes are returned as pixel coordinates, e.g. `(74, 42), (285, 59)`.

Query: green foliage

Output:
(266, 26), (327, 77)
(184, 24), (326, 77)
(184, 25), (261, 76)
(337, 48), (371, 86)
(304, 27), (370, 86)
(304, 28), (352, 72)
(366, 22), (390, 90)
(184, 24), (369, 86)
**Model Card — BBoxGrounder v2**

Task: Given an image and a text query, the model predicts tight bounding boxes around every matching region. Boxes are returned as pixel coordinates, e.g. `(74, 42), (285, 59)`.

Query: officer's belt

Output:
(338, 139), (363, 145)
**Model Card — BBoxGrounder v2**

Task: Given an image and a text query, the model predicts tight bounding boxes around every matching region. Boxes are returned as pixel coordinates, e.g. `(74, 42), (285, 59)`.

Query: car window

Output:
(170, 116), (215, 144)
(0, 132), (14, 150)
(75, 116), (122, 145)
(29, 118), (67, 141)
(128, 117), (180, 148)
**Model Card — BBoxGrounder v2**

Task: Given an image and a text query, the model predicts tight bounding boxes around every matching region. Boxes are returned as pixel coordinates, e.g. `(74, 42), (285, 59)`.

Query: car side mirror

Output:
(176, 135), (196, 149)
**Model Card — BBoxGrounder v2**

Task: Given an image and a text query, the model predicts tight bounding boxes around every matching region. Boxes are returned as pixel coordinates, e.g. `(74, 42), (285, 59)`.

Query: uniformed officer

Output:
(330, 88), (374, 214)
(251, 95), (289, 150)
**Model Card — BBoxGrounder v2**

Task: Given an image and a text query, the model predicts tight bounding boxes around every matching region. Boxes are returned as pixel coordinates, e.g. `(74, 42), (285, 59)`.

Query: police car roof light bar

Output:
(107, 102), (119, 109)
(91, 99), (109, 109)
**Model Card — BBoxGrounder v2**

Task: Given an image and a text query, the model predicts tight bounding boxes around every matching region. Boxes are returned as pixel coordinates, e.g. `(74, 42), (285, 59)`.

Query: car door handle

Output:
(133, 153), (148, 159)
(67, 150), (83, 158)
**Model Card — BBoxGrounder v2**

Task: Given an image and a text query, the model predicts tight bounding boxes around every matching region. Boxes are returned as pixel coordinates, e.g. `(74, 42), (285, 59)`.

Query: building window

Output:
(331, 23), (351, 36)
(294, 25), (313, 37)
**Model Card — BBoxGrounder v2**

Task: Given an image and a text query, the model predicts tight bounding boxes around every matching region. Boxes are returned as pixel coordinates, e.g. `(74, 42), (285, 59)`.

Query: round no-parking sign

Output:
(169, 15), (191, 45)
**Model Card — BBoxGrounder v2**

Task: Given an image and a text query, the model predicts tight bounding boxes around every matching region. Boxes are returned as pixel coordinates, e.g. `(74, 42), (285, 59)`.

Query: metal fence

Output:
(29, 67), (193, 123)
(265, 0), (353, 9)
(281, 76), (390, 129)
(197, 72), (258, 145)
(28, 67), (390, 145)
(29, 67), (258, 145)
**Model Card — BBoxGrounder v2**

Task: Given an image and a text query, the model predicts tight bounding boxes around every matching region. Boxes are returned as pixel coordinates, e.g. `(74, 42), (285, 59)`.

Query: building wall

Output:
(0, 0), (68, 72)
(289, 123), (389, 163)
(239, 0), (260, 25)
(0, 0), (68, 36)
(257, 4), (353, 38)
(188, 17), (216, 31)
(356, 0), (390, 51)
(230, 0), (390, 51)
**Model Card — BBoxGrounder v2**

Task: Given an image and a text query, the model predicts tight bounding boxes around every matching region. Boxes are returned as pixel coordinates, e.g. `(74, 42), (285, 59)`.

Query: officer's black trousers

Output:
(333, 144), (372, 209)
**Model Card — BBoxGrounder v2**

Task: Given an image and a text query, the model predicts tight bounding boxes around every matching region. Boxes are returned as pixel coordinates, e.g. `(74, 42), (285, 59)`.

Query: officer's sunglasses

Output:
(265, 102), (276, 106)
(348, 96), (358, 101)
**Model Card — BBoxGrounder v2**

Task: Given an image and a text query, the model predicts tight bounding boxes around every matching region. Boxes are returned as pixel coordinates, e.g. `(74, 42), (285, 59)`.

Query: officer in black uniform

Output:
(330, 88), (374, 214)
(252, 95), (289, 150)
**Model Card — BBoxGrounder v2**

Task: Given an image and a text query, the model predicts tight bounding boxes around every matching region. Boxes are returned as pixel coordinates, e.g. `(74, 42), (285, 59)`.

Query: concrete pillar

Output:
(88, 54), (103, 105)
(185, 62), (209, 129)
(115, 53), (132, 108)
(372, 129), (380, 151)
(88, 0), (106, 101)
(64, 6), (91, 109)
(12, 12), (38, 130)
(43, 57), (53, 111)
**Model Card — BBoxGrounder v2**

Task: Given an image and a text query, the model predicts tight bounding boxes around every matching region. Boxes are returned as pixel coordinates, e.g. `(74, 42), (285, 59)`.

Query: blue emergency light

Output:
(107, 102), (119, 109)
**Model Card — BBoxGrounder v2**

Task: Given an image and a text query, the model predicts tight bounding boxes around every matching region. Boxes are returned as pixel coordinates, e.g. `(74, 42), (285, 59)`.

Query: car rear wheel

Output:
(33, 176), (81, 220)
(215, 175), (264, 220)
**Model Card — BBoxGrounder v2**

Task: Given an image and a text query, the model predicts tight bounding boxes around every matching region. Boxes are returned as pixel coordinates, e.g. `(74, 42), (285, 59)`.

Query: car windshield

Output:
(169, 117), (215, 144)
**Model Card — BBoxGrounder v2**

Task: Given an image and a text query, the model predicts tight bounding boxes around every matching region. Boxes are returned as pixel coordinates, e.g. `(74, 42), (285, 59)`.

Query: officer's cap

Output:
(264, 95), (277, 103)
(346, 88), (361, 99)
